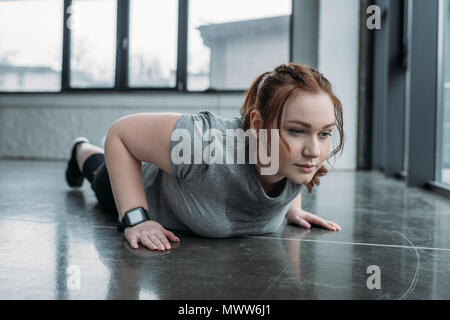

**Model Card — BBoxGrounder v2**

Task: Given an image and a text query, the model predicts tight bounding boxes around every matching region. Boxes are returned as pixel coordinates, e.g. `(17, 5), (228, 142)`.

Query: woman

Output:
(65, 62), (344, 251)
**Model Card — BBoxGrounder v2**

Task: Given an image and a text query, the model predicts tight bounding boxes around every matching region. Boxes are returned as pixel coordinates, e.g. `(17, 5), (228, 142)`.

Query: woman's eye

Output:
(289, 129), (332, 139)
(320, 132), (332, 139)
(289, 129), (304, 135)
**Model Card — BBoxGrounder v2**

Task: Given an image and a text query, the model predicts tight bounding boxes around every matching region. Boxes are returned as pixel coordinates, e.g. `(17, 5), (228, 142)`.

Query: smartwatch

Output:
(117, 207), (150, 232)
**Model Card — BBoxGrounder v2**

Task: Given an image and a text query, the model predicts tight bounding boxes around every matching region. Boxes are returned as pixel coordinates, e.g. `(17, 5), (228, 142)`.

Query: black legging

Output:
(82, 153), (118, 216)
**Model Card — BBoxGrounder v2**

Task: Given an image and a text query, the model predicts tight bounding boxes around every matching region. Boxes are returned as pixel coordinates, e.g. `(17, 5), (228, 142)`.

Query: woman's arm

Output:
(288, 192), (302, 212)
(104, 112), (182, 250)
(104, 131), (149, 223)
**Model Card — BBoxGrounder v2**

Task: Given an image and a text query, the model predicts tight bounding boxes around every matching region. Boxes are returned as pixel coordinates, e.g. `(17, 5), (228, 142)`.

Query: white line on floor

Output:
(244, 235), (450, 252)
(394, 231), (420, 300)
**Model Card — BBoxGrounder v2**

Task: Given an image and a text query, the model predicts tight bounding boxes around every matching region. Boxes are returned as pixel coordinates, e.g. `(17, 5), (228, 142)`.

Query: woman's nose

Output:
(302, 138), (321, 157)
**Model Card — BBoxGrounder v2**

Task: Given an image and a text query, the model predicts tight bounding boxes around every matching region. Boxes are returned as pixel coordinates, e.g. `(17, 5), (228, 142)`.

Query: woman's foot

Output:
(65, 137), (90, 187)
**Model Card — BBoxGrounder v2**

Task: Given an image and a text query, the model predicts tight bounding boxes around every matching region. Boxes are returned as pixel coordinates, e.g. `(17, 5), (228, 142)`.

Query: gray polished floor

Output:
(1, 159), (450, 300)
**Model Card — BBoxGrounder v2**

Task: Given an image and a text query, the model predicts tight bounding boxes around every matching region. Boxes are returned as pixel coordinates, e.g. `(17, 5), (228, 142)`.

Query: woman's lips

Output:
(295, 164), (315, 173)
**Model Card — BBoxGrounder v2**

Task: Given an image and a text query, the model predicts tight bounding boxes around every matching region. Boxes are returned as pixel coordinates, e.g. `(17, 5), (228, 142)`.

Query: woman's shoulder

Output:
(197, 110), (243, 130)
(177, 110), (244, 134)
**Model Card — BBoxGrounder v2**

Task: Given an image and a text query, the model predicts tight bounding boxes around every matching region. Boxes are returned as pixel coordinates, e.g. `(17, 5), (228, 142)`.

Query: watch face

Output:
(127, 209), (145, 225)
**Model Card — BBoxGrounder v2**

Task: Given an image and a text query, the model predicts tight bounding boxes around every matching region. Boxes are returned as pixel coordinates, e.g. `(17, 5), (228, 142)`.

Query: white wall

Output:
(0, 93), (243, 160)
(318, 0), (360, 170)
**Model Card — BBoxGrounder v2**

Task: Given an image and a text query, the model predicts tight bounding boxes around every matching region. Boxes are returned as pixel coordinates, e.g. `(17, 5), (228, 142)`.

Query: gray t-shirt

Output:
(140, 110), (305, 238)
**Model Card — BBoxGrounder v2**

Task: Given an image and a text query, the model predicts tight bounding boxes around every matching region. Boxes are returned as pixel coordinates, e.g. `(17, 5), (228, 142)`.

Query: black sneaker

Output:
(65, 137), (90, 187)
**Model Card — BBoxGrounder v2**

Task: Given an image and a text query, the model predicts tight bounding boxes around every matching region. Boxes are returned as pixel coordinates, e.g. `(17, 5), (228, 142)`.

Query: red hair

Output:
(240, 62), (345, 193)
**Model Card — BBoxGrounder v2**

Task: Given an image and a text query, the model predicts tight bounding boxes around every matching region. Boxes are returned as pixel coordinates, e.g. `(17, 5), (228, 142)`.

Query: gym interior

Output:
(1, 0), (450, 300)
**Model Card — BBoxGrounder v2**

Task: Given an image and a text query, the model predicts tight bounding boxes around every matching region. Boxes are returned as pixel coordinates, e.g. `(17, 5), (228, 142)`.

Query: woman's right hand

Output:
(124, 220), (180, 251)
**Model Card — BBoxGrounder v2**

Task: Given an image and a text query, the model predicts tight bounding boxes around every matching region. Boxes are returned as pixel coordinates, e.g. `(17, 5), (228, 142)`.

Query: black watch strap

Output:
(117, 207), (150, 233)
(117, 224), (126, 233)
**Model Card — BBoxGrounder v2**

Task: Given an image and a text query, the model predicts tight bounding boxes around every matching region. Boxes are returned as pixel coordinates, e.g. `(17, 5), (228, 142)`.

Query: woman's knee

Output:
(92, 164), (118, 216)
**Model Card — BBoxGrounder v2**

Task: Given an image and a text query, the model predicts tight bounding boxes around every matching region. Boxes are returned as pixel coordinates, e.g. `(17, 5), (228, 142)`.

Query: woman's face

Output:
(253, 91), (335, 185)
(277, 91), (335, 184)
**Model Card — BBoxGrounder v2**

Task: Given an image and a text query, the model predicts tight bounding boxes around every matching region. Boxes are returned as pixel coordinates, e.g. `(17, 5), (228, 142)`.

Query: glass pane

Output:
(187, 0), (291, 91)
(0, 0), (62, 92)
(129, 0), (178, 87)
(438, 0), (450, 184)
(69, 0), (117, 88)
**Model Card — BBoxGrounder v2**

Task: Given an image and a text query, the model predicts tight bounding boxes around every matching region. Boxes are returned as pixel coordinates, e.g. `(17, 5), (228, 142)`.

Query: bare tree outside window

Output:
(128, 0), (178, 87)
(69, 0), (117, 88)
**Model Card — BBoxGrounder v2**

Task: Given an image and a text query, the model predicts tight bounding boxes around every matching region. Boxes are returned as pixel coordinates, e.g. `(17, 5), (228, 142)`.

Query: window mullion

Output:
(62, 0), (72, 91)
(176, 0), (188, 92)
(115, 0), (130, 90)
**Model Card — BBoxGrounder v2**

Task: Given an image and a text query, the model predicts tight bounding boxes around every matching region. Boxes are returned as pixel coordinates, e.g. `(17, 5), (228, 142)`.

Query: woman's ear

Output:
(249, 109), (263, 138)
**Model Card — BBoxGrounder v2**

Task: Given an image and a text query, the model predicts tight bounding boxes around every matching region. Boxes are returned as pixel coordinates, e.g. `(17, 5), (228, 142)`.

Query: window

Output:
(0, 0), (62, 92)
(128, 0), (178, 87)
(187, 0), (292, 91)
(69, 0), (117, 88)
(437, 0), (450, 185)
(0, 0), (294, 93)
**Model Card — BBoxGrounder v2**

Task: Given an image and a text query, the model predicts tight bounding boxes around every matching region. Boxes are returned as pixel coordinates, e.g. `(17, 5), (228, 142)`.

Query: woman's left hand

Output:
(286, 208), (341, 231)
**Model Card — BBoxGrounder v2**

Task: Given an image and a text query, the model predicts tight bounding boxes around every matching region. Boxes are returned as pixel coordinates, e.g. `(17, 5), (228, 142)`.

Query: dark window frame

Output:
(366, 0), (450, 197)
(0, 0), (294, 95)
(425, 0), (450, 195)
(406, 0), (439, 188)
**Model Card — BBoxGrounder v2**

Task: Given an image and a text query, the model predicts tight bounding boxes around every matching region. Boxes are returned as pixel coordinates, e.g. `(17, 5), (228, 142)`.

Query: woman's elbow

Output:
(104, 124), (122, 159)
